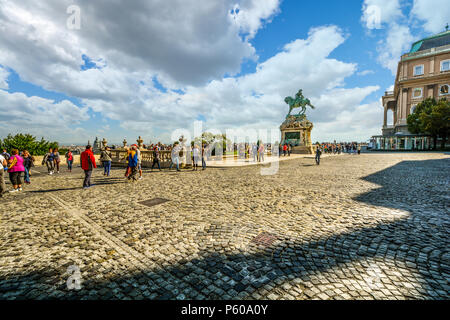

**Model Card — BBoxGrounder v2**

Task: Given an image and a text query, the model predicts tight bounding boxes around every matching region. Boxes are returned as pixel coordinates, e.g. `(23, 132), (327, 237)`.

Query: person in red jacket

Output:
(81, 145), (97, 189)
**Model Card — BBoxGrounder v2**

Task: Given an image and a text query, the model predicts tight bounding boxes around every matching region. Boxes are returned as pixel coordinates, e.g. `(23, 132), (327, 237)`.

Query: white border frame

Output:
(413, 64), (424, 76)
(440, 59), (450, 72)
(412, 87), (423, 99)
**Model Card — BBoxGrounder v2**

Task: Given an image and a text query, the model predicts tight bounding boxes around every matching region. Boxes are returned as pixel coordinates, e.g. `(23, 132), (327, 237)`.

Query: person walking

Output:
(22, 150), (34, 185)
(7, 149), (25, 193)
(81, 145), (97, 189)
(53, 148), (61, 173)
(357, 144), (361, 155)
(65, 149), (74, 172)
(253, 144), (258, 162)
(315, 145), (322, 165)
(42, 148), (55, 175)
(0, 153), (7, 197)
(201, 144), (206, 170)
(135, 145), (143, 180)
(192, 145), (200, 171)
(259, 143), (265, 162)
(1, 148), (10, 161)
(100, 147), (112, 176)
(127, 145), (139, 181)
(151, 145), (162, 172)
(169, 143), (181, 171)
(283, 144), (287, 157)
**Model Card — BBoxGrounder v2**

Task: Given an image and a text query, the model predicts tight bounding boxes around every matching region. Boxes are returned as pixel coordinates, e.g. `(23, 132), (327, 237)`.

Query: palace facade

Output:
(372, 30), (450, 150)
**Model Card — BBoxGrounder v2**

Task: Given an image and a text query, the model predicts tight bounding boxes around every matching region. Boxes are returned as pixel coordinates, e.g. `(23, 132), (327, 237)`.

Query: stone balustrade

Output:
(110, 149), (174, 168)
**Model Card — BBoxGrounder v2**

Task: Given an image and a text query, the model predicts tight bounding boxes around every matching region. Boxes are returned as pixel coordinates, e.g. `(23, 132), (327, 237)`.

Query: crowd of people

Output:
(0, 140), (365, 194)
(317, 142), (362, 155)
(1, 148), (35, 195)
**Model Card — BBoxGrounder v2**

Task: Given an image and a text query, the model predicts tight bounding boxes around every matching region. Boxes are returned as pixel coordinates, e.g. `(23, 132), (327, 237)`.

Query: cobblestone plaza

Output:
(0, 153), (449, 300)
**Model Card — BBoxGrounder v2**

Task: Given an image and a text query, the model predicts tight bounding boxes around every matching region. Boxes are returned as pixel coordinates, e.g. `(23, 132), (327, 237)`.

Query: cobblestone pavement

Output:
(0, 153), (449, 300)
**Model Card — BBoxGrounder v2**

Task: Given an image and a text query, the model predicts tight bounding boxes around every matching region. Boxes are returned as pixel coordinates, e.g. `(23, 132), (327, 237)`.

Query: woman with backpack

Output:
(22, 150), (34, 184)
(100, 147), (112, 176)
(42, 148), (55, 175)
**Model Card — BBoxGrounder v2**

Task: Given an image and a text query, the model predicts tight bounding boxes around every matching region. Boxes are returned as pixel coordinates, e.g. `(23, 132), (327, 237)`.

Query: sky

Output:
(0, 0), (449, 145)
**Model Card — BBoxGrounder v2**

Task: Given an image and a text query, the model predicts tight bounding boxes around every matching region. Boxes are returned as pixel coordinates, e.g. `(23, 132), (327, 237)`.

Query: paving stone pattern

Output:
(0, 153), (449, 300)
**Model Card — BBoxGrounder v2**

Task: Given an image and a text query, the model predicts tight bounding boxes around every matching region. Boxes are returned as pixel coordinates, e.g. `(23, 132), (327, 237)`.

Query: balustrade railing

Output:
(111, 150), (173, 168)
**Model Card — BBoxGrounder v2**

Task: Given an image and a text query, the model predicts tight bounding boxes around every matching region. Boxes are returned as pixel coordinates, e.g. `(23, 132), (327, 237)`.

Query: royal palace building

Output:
(373, 29), (450, 150)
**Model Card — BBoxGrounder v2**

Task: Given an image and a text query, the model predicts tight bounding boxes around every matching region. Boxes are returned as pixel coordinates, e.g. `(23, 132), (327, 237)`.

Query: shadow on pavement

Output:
(0, 158), (449, 300)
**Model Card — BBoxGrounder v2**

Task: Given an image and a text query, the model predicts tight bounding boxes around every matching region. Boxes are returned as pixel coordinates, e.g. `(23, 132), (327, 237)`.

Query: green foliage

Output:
(407, 98), (450, 149)
(0, 133), (59, 155)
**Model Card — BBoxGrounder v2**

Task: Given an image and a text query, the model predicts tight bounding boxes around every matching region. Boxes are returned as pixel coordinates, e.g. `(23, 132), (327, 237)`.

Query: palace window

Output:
(413, 65), (424, 76)
(412, 88), (423, 99)
(410, 105), (417, 114)
(441, 60), (450, 72)
(439, 84), (449, 96)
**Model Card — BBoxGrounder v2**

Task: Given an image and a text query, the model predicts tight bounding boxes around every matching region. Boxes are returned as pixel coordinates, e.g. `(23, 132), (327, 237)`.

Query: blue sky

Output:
(0, 0), (448, 144)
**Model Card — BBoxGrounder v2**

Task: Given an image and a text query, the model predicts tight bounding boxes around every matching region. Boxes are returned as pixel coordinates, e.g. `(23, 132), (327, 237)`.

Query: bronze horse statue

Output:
(285, 89), (315, 118)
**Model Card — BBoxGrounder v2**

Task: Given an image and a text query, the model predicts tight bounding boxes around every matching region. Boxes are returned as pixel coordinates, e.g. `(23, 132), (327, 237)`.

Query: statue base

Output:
(291, 146), (314, 155)
(280, 115), (314, 155)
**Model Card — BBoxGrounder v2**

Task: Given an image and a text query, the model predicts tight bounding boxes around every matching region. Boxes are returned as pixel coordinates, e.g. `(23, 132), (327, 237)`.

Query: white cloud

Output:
(0, 1), (383, 143)
(85, 26), (379, 143)
(0, 66), (9, 89)
(357, 70), (375, 76)
(411, 0), (450, 33)
(230, 0), (280, 39)
(0, 0), (281, 88)
(0, 89), (89, 142)
(377, 23), (414, 74)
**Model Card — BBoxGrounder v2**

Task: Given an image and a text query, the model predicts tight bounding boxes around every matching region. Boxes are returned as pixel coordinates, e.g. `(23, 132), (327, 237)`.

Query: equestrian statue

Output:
(284, 89), (315, 119)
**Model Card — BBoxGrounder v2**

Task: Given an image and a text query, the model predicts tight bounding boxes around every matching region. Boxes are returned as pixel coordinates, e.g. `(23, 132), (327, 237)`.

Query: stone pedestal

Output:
(280, 115), (314, 154)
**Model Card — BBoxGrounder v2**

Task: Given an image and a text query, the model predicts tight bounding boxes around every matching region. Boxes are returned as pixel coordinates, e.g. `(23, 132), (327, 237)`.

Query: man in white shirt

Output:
(0, 154), (7, 197)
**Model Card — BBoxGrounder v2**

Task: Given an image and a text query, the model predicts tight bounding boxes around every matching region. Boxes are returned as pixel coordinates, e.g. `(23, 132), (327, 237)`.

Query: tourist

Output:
(283, 144), (287, 156)
(258, 143), (265, 162)
(22, 150), (34, 185)
(253, 144), (258, 162)
(127, 145), (139, 181)
(81, 145), (97, 189)
(357, 144), (361, 155)
(1, 149), (10, 161)
(7, 149), (25, 192)
(192, 144), (200, 171)
(42, 148), (55, 175)
(288, 144), (291, 157)
(315, 144), (322, 165)
(135, 145), (143, 180)
(65, 149), (74, 172)
(151, 145), (162, 172)
(100, 147), (112, 176)
(123, 147), (131, 177)
(169, 142), (181, 171)
(53, 148), (61, 173)
(201, 144), (206, 170)
(0, 153), (7, 197)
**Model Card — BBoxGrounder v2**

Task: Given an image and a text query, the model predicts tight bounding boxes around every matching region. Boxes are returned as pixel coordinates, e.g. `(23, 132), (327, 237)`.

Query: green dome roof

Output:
(409, 30), (450, 53)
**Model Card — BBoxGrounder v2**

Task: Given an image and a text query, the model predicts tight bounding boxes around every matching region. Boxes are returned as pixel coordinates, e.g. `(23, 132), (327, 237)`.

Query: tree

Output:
(407, 98), (450, 150)
(0, 133), (59, 155)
